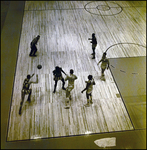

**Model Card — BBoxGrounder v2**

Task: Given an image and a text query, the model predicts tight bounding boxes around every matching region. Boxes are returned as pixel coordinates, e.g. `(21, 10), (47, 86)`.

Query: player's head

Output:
(55, 66), (60, 70)
(102, 52), (107, 59)
(103, 52), (107, 56)
(70, 69), (74, 74)
(92, 33), (95, 37)
(88, 75), (93, 80)
(37, 35), (40, 39)
(27, 75), (31, 79)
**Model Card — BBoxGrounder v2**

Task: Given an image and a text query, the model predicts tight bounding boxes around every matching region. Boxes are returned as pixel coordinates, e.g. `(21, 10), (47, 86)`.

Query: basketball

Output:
(37, 64), (42, 69)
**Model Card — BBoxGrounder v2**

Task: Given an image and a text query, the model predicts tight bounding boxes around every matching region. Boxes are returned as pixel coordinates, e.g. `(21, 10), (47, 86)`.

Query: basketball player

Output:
(19, 74), (38, 115)
(88, 33), (97, 59)
(81, 75), (95, 107)
(97, 52), (109, 77)
(29, 35), (40, 57)
(53, 66), (66, 93)
(65, 69), (77, 103)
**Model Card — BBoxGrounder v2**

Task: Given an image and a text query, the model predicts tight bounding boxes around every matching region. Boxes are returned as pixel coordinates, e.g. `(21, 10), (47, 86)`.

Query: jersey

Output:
(65, 74), (77, 87)
(92, 37), (97, 45)
(22, 78), (31, 90)
(86, 80), (95, 94)
(31, 37), (39, 47)
(53, 67), (63, 77)
(101, 58), (109, 69)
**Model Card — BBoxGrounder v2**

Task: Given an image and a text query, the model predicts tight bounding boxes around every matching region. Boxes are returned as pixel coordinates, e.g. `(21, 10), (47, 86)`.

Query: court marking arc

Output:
(105, 42), (146, 75)
(84, 1), (123, 16)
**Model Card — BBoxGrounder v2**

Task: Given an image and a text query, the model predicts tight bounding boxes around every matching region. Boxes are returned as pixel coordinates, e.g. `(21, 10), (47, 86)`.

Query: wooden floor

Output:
(7, 1), (146, 141)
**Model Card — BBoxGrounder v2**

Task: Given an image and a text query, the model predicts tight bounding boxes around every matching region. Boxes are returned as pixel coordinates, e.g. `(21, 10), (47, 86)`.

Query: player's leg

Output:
(66, 86), (73, 100)
(85, 92), (90, 107)
(92, 45), (96, 59)
(89, 93), (93, 104)
(53, 80), (58, 93)
(32, 46), (37, 56)
(19, 90), (25, 115)
(102, 68), (106, 76)
(27, 89), (32, 102)
(61, 78), (66, 90)
(65, 89), (70, 105)
(91, 45), (94, 55)
(29, 46), (34, 56)
(66, 88), (70, 98)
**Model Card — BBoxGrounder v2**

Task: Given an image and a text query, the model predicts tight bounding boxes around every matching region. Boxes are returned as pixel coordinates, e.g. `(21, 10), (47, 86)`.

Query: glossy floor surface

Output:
(1, 1), (146, 149)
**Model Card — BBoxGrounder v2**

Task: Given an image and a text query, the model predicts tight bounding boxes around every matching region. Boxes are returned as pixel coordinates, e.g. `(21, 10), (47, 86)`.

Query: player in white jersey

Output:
(65, 69), (77, 104)
(97, 52), (109, 77)
(81, 75), (95, 107)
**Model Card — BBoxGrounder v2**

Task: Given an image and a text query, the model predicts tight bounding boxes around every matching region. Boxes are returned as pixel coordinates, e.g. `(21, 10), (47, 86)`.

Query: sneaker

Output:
(84, 103), (90, 107)
(62, 87), (66, 90)
(90, 101), (93, 104)
(53, 90), (56, 93)
(91, 53), (94, 55)
(64, 106), (70, 109)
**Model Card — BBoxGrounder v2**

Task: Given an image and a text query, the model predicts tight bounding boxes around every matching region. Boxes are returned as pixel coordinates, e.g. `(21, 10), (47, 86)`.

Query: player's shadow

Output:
(25, 93), (44, 107)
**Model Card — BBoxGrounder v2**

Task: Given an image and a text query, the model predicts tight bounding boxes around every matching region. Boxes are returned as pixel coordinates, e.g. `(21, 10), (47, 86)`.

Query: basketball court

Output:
(1, 1), (146, 149)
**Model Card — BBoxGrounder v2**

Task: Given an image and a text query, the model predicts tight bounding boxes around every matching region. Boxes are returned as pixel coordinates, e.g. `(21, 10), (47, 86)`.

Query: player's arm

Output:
(61, 69), (67, 75)
(81, 83), (89, 93)
(107, 59), (110, 69)
(97, 59), (102, 65)
(30, 74), (38, 84)
(65, 75), (69, 81)
(92, 78), (96, 85)
(53, 70), (56, 80)
(88, 38), (92, 43)
(75, 75), (78, 80)
(31, 73), (35, 78)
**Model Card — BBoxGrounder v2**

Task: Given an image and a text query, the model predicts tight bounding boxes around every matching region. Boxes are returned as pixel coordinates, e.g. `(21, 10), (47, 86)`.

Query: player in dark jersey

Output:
(81, 75), (95, 107)
(19, 74), (38, 115)
(88, 33), (97, 59)
(29, 35), (40, 57)
(53, 66), (67, 93)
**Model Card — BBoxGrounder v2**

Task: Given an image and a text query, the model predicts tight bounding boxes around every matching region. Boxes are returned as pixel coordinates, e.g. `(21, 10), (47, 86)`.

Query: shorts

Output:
(86, 92), (92, 99)
(92, 44), (97, 49)
(22, 89), (31, 95)
(101, 64), (107, 70)
(54, 76), (63, 81)
(66, 85), (74, 92)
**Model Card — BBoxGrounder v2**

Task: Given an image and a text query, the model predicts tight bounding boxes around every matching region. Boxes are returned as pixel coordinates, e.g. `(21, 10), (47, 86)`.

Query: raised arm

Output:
(31, 73), (35, 78)
(30, 74), (38, 84)
(36, 74), (38, 83)
(61, 69), (67, 75)
(64, 75), (69, 81)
